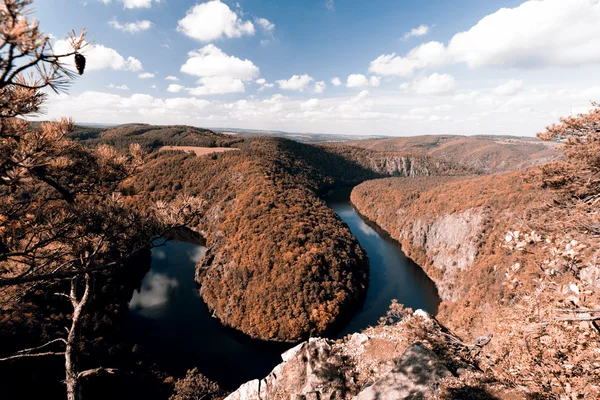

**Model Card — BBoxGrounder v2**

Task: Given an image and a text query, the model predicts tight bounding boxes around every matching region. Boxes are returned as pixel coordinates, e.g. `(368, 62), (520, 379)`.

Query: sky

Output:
(31, 0), (600, 136)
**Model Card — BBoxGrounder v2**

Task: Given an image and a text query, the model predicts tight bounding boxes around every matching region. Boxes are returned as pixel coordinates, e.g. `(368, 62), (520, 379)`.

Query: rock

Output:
(413, 309), (430, 320)
(225, 338), (349, 400)
(354, 342), (452, 400)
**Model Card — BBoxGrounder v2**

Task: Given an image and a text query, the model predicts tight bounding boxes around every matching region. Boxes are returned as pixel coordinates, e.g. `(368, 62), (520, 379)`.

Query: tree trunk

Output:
(65, 274), (91, 400)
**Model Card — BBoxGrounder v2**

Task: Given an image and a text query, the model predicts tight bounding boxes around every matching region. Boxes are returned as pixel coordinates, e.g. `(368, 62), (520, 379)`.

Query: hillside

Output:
(346, 135), (558, 173)
(68, 123), (243, 149)
(350, 168), (600, 397)
(132, 135), (468, 341)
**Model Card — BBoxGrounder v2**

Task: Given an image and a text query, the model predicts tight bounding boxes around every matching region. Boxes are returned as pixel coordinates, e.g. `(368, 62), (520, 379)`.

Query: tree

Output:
(537, 103), (600, 236)
(537, 103), (600, 201)
(169, 368), (225, 400)
(0, 1), (201, 399)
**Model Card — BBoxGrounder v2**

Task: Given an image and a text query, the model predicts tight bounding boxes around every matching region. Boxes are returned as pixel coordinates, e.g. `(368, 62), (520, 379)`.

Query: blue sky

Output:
(34, 0), (600, 136)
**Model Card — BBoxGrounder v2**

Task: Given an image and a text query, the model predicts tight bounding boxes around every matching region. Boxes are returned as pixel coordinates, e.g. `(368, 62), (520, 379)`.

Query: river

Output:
(126, 187), (439, 390)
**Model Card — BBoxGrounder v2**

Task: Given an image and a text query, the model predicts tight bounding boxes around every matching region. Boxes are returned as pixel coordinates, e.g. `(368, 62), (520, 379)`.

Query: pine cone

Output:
(74, 53), (86, 75)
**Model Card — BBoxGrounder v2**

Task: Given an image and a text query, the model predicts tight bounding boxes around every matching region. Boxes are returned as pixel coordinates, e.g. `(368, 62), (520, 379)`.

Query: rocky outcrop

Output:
(225, 338), (351, 400)
(355, 342), (452, 400)
(225, 310), (485, 400)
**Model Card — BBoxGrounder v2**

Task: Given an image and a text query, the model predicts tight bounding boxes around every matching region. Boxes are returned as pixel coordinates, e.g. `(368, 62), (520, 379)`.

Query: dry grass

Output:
(158, 146), (240, 157)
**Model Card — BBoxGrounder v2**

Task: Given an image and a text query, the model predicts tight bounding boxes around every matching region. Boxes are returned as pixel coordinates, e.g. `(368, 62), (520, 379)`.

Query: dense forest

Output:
(131, 135), (468, 340)
(351, 107), (600, 397)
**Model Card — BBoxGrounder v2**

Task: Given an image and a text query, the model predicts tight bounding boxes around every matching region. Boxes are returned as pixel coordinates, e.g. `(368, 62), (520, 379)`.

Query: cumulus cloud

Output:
(301, 98), (319, 111)
(139, 72), (155, 79)
(369, 41), (447, 77)
(167, 84), (184, 93)
(108, 17), (152, 33)
(104, 0), (160, 9)
(331, 77), (342, 86)
(187, 77), (246, 95)
(276, 74), (314, 91)
(107, 84), (130, 90)
(177, 0), (254, 42)
(165, 76), (179, 81)
(492, 79), (525, 96)
(53, 39), (143, 72)
(180, 45), (259, 81)
(370, 0), (600, 76)
(402, 24), (431, 40)
(314, 81), (326, 93)
(411, 73), (456, 95)
(346, 74), (381, 88)
(256, 78), (274, 91)
(255, 17), (275, 35)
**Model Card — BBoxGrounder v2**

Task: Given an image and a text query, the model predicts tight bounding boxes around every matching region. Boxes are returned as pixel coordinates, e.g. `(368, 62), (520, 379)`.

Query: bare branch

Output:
(16, 338), (67, 354)
(77, 367), (117, 379)
(0, 352), (64, 361)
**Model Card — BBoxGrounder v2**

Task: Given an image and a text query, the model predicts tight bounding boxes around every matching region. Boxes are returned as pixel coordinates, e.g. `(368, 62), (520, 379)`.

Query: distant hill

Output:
(212, 127), (388, 143)
(69, 123), (243, 149)
(345, 135), (559, 173)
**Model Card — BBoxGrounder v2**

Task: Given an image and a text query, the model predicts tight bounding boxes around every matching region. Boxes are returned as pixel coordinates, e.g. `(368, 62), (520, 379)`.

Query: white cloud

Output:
(325, 0), (334, 11)
(53, 39), (143, 72)
(187, 76), (245, 95)
(331, 77), (342, 86)
(368, 41), (447, 77)
(301, 98), (319, 111)
(180, 45), (259, 81)
(108, 18), (152, 33)
(370, 0), (600, 76)
(346, 74), (381, 88)
(139, 72), (155, 79)
(255, 17), (275, 35)
(119, 0), (160, 9)
(177, 0), (254, 42)
(167, 84), (184, 93)
(276, 74), (314, 91)
(107, 84), (130, 90)
(256, 78), (274, 91)
(149, 85), (157, 89)
(448, 0), (600, 69)
(165, 76), (179, 81)
(314, 81), (326, 93)
(402, 24), (431, 40)
(412, 73), (456, 95)
(492, 79), (525, 96)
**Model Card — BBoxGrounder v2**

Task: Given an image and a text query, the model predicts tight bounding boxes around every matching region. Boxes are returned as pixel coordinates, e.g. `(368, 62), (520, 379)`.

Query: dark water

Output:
(326, 187), (439, 337)
(126, 188), (439, 389)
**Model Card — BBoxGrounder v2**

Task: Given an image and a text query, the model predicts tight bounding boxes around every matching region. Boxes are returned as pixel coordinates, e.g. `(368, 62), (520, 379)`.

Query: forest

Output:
(351, 105), (600, 397)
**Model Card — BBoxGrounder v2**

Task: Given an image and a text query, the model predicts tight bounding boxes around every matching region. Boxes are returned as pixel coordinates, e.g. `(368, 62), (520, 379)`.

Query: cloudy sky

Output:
(34, 0), (600, 136)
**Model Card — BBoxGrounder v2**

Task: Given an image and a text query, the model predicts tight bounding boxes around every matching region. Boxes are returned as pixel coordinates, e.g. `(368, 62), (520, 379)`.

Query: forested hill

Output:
(345, 134), (558, 173)
(131, 134), (469, 341)
(68, 123), (243, 149)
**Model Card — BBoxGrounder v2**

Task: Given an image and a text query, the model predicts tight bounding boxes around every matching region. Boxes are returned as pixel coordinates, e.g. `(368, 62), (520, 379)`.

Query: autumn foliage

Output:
(350, 106), (600, 398)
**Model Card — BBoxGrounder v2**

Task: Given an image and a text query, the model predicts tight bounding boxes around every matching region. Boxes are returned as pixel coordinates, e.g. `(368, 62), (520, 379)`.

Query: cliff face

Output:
(349, 172), (600, 398)
(409, 209), (484, 301)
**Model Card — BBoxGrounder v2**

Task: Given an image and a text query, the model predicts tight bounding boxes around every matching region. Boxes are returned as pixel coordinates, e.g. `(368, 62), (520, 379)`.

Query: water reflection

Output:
(129, 272), (179, 317)
(126, 240), (290, 390)
(126, 189), (439, 390)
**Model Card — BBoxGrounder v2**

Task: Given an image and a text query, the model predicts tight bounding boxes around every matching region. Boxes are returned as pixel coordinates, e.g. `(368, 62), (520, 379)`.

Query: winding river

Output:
(126, 187), (439, 390)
